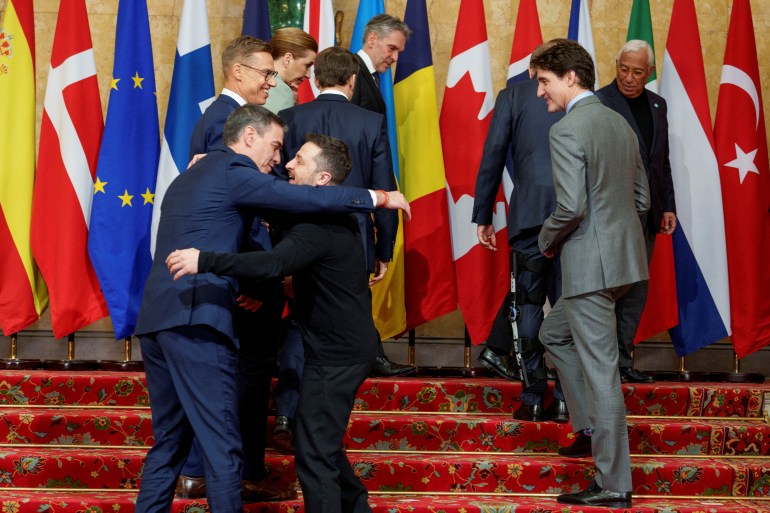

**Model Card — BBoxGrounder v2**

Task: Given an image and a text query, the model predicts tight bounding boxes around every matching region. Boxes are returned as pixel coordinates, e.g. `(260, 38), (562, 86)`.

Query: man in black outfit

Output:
(167, 134), (381, 513)
(596, 39), (677, 383)
(350, 13), (415, 377)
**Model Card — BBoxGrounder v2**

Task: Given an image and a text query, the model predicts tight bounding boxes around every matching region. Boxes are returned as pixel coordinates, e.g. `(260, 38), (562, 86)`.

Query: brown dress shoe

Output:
(558, 431), (592, 458)
(242, 476), (297, 502)
(175, 474), (206, 498)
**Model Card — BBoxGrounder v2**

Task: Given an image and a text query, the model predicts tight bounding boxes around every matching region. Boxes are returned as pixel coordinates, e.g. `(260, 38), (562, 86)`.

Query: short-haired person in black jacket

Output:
(167, 134), (388, 513)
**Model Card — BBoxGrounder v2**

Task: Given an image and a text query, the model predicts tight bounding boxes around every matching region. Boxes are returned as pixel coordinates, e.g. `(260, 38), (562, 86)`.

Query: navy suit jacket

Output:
(595, 81), (676, 235)
(472, 78), (564, 240)
(278, 94), (397, 272)
(350, 54), (386, 116)
(189, 94), (241, 159)
(135, 147), (374, 344)
(198, 213), (379, 365)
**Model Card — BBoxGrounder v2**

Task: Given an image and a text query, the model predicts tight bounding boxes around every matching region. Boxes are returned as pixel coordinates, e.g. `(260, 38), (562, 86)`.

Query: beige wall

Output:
(2, 0), (768, 338)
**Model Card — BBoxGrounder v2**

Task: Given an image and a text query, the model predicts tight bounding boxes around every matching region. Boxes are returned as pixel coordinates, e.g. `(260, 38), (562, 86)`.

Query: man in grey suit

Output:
(532, 40), (650, 508)
(596, 40), (677, 384)
(473, 41), (567, 422)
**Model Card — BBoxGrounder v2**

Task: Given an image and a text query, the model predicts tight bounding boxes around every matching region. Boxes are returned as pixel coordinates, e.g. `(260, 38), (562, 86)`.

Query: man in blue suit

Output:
(189, 36), (277, 157)
(181, 35), (285, 501)
(134, 105), (409, 513)
(472, 42), (568, 422)
(596, 40), (677, 384)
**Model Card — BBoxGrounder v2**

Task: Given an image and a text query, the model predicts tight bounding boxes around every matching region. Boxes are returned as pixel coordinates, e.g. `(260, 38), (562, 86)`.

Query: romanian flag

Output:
(351, 0), (406, 339)
(0, 0), (48, 334)
(30, 0), (109, 338)
(395, 0), (457, 329)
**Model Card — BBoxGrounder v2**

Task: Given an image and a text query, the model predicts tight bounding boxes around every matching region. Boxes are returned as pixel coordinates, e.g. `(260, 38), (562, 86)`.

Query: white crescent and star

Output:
(719, 64), (762, 184)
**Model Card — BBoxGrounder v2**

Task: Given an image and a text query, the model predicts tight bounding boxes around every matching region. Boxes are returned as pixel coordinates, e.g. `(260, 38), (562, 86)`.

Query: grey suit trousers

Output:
(540, 286), (633, 493)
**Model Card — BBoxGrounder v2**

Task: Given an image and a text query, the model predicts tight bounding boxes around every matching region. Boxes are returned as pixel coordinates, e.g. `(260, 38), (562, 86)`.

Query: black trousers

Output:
(295, 359), (374, 513)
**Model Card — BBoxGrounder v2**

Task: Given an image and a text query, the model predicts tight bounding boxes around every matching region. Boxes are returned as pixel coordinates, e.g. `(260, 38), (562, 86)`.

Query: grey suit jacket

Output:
(538, 95), (650, 298)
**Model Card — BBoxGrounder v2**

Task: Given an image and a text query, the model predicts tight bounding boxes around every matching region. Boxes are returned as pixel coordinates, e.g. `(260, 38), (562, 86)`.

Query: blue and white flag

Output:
(88, 0), (160, 339)
(150, 0), (215, 255)
(567, 0), (599, 87)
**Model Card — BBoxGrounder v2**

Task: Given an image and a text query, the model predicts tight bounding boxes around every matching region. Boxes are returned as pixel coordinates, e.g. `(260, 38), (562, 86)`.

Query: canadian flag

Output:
(30, 0), (108, 338)
(440, 0), (508, 344)
(298, 0), (334, 103)
(714, 0), (770, 358)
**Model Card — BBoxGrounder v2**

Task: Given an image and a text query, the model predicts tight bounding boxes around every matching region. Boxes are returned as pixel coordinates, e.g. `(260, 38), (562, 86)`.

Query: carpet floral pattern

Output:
(0, 371), (768, 512)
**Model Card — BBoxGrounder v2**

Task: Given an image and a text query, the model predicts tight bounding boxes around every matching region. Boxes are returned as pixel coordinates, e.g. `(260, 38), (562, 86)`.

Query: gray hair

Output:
(362, 14), (412, 45)
(223, 104), (286, 146)
(618, 39), (654, 67)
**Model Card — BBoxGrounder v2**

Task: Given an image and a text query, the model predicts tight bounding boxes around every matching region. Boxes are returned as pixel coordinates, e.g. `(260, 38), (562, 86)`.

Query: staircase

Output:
(0, 370), (768, 512)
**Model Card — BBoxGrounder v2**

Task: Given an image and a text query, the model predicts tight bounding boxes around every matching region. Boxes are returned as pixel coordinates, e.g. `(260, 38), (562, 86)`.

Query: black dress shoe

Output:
(558, 431), (592, 458)
(479, 348), (519, 381)
(557, 479), (631, 508)
(272, 415), (294, 453)
(620, 367), (654, 383)
(512, 403), (549, 421)
(371, 355), (416, 377)
(175, 474), (206, 498)
(545, 399), (569, 423)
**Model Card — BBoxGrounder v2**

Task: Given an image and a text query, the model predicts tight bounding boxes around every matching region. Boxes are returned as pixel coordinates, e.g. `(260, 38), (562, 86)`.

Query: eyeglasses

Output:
(239, 63), (278, 81)
(616, 65), (648, 79)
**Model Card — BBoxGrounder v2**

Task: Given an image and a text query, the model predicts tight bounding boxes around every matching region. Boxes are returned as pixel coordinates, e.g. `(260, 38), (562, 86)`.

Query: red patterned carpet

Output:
(0, 370), (768, 512)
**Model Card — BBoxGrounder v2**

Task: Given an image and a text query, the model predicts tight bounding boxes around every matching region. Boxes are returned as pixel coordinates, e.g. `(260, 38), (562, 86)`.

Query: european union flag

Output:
(88, 0), (160, 340)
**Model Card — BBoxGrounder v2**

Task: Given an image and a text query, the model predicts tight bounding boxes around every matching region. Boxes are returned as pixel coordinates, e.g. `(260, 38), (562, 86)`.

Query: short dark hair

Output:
(530, 38), (595, 91)
(313, 47), (358, 87)
(362, 13), (412, 45)
(305, 133), (351, 185)
(222, 36), (272, 75)
(223, 104), (286, 146)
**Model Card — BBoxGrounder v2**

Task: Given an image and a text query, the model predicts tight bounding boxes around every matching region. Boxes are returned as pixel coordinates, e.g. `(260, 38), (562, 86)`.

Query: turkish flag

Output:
(714, 0), (770, 358)
(30, 0), (108, 338)
(440, 0), (508, 344)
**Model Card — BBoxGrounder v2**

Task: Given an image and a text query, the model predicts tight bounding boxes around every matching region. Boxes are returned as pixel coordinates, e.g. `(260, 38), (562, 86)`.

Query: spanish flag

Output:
(0, 0), (48, 335)
(395, 0), (457, 329)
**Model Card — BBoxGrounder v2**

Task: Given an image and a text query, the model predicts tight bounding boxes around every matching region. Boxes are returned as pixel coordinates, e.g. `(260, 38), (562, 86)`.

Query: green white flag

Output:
(627, 0), (658, 92)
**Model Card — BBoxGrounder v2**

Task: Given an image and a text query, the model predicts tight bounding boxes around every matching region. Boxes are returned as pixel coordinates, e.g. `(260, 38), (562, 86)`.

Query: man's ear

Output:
(243, 125), (257, 146)
(315, 171), (333, 186)
(566, 70), (577, 86)
(365, 31), (377, 49)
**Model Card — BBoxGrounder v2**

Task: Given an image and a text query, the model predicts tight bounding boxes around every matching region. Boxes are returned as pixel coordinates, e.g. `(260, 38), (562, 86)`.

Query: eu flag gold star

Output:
(132, 72), (144, 89)
(94, 177), (108, 194)
(110, 77), (120, 90)
(141, 187), (155, 205)
(119, 189), (134, 207)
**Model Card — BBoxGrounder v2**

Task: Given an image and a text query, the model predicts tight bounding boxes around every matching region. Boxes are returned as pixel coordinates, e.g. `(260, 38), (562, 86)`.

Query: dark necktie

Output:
(372, 71), (380, 89)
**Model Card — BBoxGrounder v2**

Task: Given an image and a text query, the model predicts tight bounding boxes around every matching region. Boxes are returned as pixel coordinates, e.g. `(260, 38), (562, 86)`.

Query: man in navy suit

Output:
(350, 14), (410, 117)
(271, 47), (400, 445)
(596, 40), (677, 384)
(350, 13), (414, 377)
(168, 134), (381, 513)
(190, 36), (277, 157)
(134, 105), (409, 513)
(472, 42), (568, 423)
(182, 35), (285, 501)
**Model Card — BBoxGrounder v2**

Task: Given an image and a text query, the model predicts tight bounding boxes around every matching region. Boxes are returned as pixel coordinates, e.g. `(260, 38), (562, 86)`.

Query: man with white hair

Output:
(596, 39), (677, 385)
